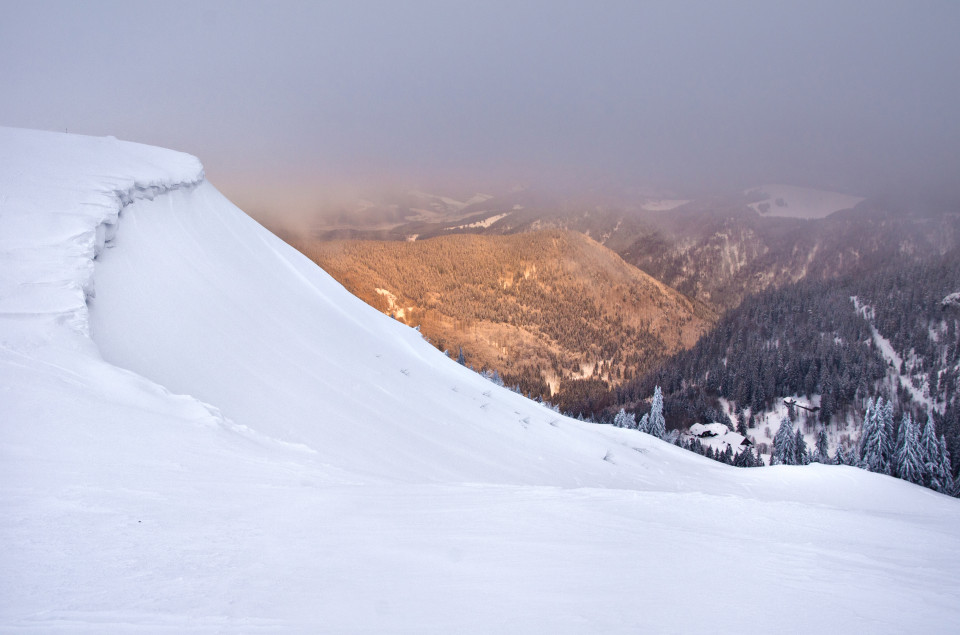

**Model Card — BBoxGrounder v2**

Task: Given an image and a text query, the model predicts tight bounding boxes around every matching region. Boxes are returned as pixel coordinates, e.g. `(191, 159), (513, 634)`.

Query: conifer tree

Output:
(936, 435), (955, 494)
(734, 446), (759, 468)
(895, 414), (924, 485)
(880, 399), (895, 473)
(638, 413), (650, 434)
(614, 408), (628, 428)
(772, 416), (796, 465)
(794, 428), (809, 465)
(834, 444), (847, 466)
(648, 386), (666, 439)
(815, 427), (830, 463)
(737, 412), (748, 436)
(733, 448), (746, 467)
(919, 417), (940, 488)
(860, 397), (888, 474)
(858, 397), (875, 460)
(893, 413), (909, 477)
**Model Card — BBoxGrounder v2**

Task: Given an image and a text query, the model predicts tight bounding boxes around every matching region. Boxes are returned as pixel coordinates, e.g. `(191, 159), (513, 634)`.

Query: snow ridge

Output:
(0, 127), (204, 341)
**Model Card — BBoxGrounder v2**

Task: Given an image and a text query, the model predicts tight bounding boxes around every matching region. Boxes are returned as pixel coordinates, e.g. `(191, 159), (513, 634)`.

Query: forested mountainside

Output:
(616, 247), (960, 477)
(281, 195), (960, 423)
(620, 204), (960, 311)
(294, 230), (713, 402)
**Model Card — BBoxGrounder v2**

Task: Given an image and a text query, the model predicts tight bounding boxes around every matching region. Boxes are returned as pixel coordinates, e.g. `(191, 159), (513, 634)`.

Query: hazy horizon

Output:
(3, 0), (959, 219)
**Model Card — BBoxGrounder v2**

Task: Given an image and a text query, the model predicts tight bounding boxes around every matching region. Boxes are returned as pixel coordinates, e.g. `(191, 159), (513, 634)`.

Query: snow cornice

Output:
(0, 127), (205, 343)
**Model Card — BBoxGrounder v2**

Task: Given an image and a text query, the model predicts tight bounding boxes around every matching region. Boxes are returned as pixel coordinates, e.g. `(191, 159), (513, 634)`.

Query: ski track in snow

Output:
(2, 128), (960, 633)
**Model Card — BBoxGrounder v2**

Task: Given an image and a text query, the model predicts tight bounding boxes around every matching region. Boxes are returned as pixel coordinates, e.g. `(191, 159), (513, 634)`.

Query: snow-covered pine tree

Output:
(936, 435), (955, 494)
(895, 414), (924, 486)
(614, 408), (628, 428)
(834, 444), (847, 466)
(733, 448), (747, 467)
(772, 416), (796, 465)
(734, 446), (760, 467)
(892, 413), (909, 478)
(737, 412), (748, 436)
(648, 386), (666, 439)
(794, 428), (809, 465)
(880, 399), (895, 474)
(481, 369), (505, 387)
(638, 412), (650, 434)
(858, 397), (875, 459)
(815, 427), (830, 463)
(860, 397), (888, 474)
(919, 417), (940, 488)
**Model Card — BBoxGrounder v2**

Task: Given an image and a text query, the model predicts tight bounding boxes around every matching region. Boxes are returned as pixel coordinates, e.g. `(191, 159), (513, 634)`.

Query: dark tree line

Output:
(611, 246), (960, 481)
(615, 277), (888, 426)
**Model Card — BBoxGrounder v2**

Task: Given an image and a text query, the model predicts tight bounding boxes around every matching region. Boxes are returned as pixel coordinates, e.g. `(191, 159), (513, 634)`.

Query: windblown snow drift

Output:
(2, 127), (960, 633)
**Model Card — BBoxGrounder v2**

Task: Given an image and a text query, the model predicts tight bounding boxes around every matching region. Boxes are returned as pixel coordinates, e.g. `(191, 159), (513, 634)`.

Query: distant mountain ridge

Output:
(293, 185), (956, 314)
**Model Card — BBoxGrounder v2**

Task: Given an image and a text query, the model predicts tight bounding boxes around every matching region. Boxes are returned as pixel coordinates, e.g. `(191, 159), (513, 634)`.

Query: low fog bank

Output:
(240, 168), (960, 242)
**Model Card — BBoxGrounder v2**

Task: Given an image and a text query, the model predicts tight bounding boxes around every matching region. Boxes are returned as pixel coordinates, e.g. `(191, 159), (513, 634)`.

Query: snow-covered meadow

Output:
(2, 128), (960, 632)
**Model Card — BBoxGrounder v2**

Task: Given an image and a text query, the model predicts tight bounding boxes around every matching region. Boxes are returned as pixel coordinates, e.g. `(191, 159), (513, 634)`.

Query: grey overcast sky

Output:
(2, 0), (959, 216)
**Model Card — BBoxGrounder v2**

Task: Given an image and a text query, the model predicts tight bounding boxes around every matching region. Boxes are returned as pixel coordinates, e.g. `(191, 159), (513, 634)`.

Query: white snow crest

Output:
(0, 127), (204, 340)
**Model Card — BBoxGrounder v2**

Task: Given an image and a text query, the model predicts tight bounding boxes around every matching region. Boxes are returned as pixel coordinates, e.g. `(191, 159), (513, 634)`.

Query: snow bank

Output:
(3, 128), (960, 633)
(0, 127), (203, 339)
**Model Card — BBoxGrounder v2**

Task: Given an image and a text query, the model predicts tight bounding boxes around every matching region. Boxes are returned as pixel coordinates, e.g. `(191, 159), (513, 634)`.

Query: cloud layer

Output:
(3, 0), (958, 214)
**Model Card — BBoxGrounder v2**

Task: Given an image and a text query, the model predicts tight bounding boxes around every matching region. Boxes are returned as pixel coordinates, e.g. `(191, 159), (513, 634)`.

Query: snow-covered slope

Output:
(3, 128), (960, 633)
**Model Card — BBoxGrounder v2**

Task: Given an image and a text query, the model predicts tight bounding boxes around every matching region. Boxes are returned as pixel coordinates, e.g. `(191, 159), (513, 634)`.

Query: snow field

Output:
(3, 128), (960, 632)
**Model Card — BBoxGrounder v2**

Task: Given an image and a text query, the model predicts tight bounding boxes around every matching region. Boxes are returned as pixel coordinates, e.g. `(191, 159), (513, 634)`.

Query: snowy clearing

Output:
(640, 198), (690, 212)
(746, 184), (864, 219)
(446, 212), (509, 230)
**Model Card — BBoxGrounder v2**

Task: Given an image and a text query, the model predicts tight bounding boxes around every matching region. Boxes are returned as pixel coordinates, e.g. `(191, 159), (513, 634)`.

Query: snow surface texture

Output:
(3, 128), (960, 633)
(746, 184), (864, 219)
